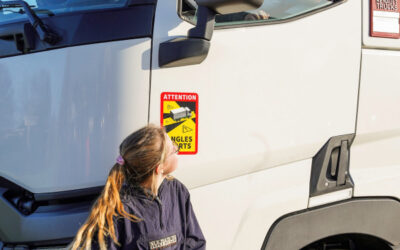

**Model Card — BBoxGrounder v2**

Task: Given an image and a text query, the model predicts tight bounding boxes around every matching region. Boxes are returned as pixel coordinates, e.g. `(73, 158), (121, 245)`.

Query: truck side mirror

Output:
(159, 0), (263, 68)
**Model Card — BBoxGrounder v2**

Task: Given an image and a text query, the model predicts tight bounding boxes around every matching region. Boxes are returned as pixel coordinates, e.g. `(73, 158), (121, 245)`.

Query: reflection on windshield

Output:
(180, 0), (334, 26)
(0, 0), (128, 23)
(259, 0), (331, 19)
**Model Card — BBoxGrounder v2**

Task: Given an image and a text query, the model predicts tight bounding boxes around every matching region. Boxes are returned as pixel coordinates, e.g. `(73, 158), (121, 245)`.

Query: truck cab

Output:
(0, 0), (399, 249)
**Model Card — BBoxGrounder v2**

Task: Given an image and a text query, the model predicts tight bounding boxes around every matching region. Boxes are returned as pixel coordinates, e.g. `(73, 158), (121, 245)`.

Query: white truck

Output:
(0, 0), (400, 249)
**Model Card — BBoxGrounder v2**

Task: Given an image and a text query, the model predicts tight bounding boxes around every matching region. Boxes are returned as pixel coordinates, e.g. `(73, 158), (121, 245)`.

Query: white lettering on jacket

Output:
(149, 235), (177, 250)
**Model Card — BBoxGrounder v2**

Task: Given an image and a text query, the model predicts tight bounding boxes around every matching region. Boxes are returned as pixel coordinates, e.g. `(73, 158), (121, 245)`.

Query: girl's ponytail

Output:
(70, 163), (140, 250)
(70, 124), (168, 249)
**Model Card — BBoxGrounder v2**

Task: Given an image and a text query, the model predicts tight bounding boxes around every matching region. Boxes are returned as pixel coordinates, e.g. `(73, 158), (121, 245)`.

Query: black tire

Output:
(301, 234), (391, 250)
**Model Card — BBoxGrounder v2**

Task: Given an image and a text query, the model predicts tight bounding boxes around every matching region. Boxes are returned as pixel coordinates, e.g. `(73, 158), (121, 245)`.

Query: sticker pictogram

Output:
(182, 125), (192, 133)
(370, 0), (400, 38)
(161, 92), (198, 154)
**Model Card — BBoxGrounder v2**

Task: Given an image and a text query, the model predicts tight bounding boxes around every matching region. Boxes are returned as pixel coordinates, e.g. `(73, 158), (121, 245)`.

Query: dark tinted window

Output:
(179, 0), (335, 26)
(0, 0), (127, 24)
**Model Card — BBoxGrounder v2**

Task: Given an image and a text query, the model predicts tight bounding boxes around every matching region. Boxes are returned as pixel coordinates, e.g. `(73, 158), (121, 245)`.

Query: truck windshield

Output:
(0, 0), (128, 24)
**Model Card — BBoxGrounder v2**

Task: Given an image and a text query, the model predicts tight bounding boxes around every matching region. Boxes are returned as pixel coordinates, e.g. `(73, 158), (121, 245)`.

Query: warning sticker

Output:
(161, 92), (198, 154)
(370, 0), (400, 38)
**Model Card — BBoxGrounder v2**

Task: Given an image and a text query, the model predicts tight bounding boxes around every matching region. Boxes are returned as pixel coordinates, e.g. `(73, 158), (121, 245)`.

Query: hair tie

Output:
(116, 155), (125, 166)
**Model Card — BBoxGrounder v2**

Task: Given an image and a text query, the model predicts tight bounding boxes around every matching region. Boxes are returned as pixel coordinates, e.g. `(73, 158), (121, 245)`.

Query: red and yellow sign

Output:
(160, 92), (198, 154)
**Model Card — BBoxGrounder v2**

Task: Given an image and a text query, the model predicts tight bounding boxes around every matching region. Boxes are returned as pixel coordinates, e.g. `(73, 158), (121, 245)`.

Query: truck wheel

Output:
(301, 234), (391, 250)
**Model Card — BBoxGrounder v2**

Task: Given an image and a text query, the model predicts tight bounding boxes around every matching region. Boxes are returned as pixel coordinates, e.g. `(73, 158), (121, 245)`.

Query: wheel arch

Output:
(261, 197), (400, 250)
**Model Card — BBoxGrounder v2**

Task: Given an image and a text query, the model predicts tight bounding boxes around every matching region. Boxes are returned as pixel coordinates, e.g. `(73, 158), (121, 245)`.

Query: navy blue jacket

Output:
(91, 178), (206, 250)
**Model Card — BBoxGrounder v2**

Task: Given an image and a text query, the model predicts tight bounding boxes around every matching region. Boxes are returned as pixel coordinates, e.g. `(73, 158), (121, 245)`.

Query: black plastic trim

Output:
(309, 134), (355, 197)
(158, 37), (210, 68)
(34, 186), (103, 201)
(0, 177), (103, 244)
(178, 0), (346, 30)
(0, 3), (155, 59)
(2, 237), (73, 249)
(261, 197), (400, 250)
(0, 186), (98, 244)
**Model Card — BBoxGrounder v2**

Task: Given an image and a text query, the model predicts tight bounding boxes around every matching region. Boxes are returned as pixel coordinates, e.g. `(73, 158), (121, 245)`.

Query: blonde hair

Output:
(70, 124), (169, 250)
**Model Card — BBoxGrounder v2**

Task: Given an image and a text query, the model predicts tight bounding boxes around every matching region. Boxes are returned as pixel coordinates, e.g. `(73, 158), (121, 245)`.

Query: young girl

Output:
(70, 124), (206, 250)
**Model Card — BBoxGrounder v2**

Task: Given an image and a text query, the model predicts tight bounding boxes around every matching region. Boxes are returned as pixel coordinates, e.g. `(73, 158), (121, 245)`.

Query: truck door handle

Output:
(336, 140), (349, 186)
(310, 134), (355, 197)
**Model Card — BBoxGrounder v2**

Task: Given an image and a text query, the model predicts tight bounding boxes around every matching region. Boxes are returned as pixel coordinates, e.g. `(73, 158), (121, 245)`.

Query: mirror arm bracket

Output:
(188, 6), (216, 41)
(158, 5), (216, 68)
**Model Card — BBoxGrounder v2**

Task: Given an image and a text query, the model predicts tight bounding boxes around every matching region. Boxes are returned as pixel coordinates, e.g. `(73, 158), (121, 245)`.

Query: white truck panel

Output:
(0, 38), (151, 193)
(351, 49), (400, 199)
(190, 159), (311, 250)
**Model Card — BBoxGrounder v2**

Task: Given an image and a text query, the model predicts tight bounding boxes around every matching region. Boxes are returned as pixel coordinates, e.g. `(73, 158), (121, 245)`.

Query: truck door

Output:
(149, 0), (361, 248)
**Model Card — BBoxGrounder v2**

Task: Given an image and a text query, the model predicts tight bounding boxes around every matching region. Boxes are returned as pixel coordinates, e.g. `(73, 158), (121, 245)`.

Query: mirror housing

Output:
(159, 0), (263, 68)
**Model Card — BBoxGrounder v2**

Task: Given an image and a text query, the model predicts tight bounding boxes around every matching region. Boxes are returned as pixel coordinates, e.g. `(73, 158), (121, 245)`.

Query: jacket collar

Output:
(121, 178), (167, 201)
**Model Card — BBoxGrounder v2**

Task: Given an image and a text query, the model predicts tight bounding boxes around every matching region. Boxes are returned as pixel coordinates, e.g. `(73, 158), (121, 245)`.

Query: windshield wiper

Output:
(0, 0), (59, 45)
(3, 7), (55, 16)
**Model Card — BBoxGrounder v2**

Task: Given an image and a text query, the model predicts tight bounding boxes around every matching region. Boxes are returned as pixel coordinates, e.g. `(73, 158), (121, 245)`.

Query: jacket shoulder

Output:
(164, 177), (190, 198)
